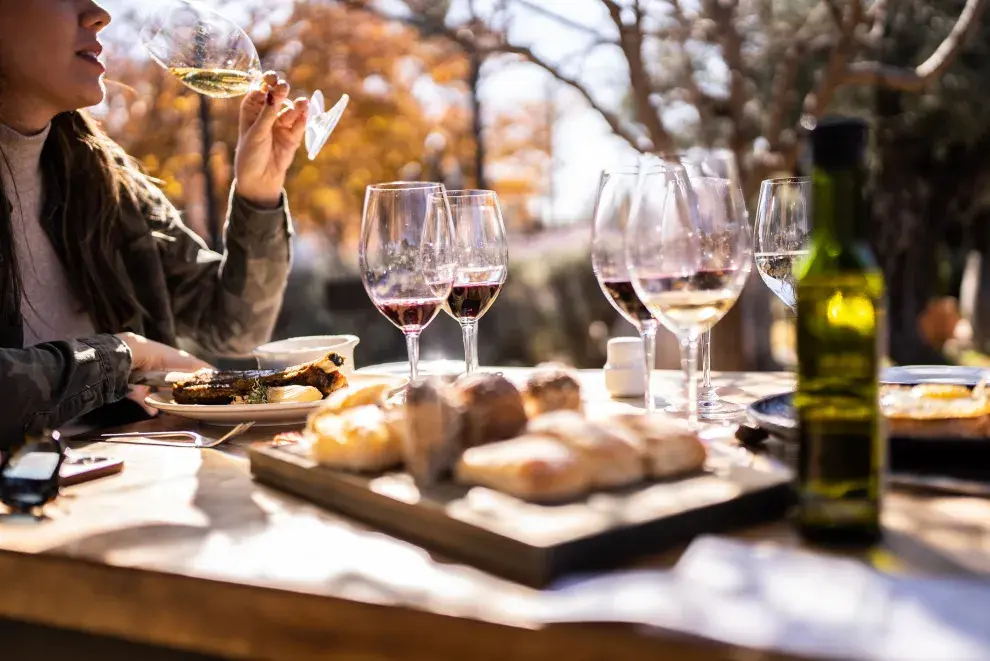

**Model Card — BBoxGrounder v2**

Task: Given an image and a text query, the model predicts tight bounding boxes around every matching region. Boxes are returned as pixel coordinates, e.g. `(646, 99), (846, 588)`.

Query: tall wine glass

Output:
(140, 0), (349, 160)
(626, 177), (752, 428)
(360, 183), (455, 381)
(755, 177), (812, 311)
(658, 150), (749, 419)
(592, 161), (683, 411)
(443, 190), (509, 375)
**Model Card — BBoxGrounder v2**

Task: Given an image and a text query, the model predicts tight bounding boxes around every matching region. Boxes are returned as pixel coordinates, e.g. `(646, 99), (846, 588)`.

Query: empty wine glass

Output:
(592, 160), (684, 411)
(626, 177), (752, 428)
(755, 177), (812, 311)
(443, 190), (509, 375)
(360, 183), (455, 381)
(140, 0), (349, 160)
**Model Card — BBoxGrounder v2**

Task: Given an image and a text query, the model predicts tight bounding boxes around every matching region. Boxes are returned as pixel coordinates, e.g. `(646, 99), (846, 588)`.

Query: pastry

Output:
(308, 405), (401, 472)
(454, 434), (591, 502)
(610, 414), (707, 478)
(880, 384), (990, 438)
(453, 373), (528, 448)
(526, 410), (644, 488)
(521, 363), (583, 417)
(399, 378), (465, 484)
(320, 380), (395, 413)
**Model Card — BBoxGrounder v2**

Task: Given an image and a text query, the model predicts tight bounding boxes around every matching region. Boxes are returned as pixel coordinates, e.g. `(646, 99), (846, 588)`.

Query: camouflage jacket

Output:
(0, 175), (292, 447)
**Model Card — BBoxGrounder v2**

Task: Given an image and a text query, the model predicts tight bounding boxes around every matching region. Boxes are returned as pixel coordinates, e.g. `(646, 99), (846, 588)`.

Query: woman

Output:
(0, 0), (309, 446)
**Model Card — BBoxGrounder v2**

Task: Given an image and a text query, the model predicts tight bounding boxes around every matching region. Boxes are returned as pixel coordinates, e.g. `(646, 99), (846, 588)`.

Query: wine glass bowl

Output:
(443, 190), (509, 375)
(360, 182), (455, 381)
(592, 161), (683, 411)
(626, 176), (752, 428)
(755, 177), (812, 311)
(140, 0), (349, 159)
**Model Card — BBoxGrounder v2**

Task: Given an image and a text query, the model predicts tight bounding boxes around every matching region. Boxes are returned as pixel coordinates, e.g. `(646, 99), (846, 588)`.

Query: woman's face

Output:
(0, 0), (111, 130)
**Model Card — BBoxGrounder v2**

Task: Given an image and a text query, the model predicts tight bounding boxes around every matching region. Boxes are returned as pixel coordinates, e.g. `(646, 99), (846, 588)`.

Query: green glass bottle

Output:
(794, 117), (886, 545)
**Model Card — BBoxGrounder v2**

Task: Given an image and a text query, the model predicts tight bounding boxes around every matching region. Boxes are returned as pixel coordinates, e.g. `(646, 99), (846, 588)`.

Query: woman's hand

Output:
(115, 332), (213, 374)
(234, 71), (310, 209)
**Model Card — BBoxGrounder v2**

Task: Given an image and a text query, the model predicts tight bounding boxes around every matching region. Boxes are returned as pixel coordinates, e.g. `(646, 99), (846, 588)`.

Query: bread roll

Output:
(610, 414), (706, 478)
(454, 434), (591, 502)
(522, 363), (583, 417)
(399, 378), (464, 484)
(320, 381), (395, 412)
(527, 410), (644, 488)
(453, 373), (528, 448)
(308, 405), (401, 472)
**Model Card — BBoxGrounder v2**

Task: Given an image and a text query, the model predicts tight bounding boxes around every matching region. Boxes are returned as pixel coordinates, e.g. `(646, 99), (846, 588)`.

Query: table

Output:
(1, 369), (990, 660)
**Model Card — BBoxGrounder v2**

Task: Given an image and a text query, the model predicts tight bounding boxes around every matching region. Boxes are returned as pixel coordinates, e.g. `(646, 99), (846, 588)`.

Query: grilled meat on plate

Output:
(172, 352), (348, 405)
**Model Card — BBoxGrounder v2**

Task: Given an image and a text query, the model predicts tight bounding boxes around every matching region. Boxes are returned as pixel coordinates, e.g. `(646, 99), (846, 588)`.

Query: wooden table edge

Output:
(0, 549), (806, 661)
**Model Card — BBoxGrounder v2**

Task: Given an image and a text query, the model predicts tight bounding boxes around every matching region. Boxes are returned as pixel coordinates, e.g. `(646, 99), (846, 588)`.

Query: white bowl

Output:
(252, 335), (360, 373)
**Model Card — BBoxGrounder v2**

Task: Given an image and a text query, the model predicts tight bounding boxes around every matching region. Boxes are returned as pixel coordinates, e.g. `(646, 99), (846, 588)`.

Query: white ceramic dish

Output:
(880, 365), (988, 387)
(356, 359), (465, 377)
(145, 373), (407, 427)
(253, 335), (360, 373)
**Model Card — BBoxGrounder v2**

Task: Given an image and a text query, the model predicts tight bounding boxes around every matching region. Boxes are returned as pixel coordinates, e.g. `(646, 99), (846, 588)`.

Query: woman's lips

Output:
(77, 51), (106, 73)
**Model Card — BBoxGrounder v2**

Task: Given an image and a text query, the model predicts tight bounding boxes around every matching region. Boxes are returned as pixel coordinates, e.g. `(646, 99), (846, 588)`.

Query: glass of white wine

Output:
(626, 177), (752, 428)
(754, 177), (811, 311)
(140, 0), (349, 160)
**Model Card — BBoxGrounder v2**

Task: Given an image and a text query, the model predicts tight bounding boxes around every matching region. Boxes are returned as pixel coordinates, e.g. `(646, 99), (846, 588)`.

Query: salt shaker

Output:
(604, 337), (646, 398)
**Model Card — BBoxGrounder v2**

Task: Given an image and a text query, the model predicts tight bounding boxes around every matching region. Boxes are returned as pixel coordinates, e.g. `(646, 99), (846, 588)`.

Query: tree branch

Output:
(602, 0), (672, 150)
(824, 0), (845, 27)
(509, 0), (614, 43)
(843, 0), (989, 92)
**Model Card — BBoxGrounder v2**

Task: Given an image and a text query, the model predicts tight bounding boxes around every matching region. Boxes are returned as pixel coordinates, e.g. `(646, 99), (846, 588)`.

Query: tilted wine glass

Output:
(360, 183), (455, 382)
(443, 190), (509, 376)
(754, 177), (812, 311)
(592, 161), (684, 412)
(140, 0), (349, 161)
(626, 176), (752, 428)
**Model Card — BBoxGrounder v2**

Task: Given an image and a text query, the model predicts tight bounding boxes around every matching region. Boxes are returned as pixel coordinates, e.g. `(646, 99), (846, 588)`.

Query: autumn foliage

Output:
(101, 2), (538, 252)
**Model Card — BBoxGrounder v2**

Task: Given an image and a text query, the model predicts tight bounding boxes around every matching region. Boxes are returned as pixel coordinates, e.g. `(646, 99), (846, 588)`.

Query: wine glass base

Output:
(664, 398), (747, 421)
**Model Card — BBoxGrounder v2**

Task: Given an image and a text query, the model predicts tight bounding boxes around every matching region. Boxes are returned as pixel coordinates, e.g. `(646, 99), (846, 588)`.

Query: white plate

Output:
(356, 360), (465, 377)
(881, 365), (989, 387)
(145, 373), (408, 427)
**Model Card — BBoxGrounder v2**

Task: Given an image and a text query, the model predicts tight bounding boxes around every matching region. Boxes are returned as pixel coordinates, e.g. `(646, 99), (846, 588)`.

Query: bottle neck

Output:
(811, 165), (867, 245)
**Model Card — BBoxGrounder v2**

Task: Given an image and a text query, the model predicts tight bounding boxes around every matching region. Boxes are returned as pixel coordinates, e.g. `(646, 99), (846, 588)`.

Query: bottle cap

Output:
(606, 337), (644, 367)
(812, 116), (868, 169)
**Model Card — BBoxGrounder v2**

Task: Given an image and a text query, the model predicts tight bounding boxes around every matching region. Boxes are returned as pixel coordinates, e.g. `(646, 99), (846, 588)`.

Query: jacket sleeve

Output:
(146, 182), (293, 357)
(0, 334), (131, 448)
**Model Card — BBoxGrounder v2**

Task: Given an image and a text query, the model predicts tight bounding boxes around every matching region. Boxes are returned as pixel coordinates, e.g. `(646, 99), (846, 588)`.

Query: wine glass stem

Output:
(461, 321), (479, 375)
(700, 329), (713, 390)
(680, 334), (701, 430)
(640, 322), (657, 412)
(406, 332), (421, 381)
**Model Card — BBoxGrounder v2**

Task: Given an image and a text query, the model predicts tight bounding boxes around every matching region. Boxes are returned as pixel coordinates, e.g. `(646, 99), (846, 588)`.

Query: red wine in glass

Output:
(599, 278), (653, 326)
(376, 296), (445, 333)
(446, 281), (503, 321)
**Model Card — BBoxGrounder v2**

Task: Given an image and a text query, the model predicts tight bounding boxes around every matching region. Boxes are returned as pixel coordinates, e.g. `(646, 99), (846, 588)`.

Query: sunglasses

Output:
(0, 429), (66, 514)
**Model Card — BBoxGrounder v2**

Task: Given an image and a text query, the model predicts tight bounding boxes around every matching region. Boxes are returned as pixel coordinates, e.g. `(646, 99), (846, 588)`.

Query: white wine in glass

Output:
(141, 0), (349, 160)
(626, 177), (752, 428)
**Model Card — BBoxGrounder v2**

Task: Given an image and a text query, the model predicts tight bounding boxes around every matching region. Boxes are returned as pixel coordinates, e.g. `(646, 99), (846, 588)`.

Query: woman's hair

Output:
(0, 110), (148, 334)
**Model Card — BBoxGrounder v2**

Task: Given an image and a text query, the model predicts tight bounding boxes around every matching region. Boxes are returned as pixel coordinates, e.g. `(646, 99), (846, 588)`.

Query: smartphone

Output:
(60, 455), (124, 486)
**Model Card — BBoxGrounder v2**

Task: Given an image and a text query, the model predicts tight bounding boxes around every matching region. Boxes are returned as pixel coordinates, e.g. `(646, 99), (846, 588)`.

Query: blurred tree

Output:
(102, 1), (548, 258)
(342, 0), (987, 196)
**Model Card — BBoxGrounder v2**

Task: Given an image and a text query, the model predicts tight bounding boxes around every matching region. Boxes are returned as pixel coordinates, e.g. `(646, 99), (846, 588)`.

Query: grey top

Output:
(0, 122), (96, 345)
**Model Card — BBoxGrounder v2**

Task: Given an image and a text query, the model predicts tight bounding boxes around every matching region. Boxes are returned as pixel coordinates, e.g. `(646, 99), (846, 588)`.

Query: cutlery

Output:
(99, 422), (255, 448)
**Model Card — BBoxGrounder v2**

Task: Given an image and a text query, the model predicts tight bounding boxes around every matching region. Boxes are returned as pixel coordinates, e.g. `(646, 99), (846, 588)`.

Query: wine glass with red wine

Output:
(443, 190), (509, 375)
(626, 176), (752, 428)
(592, 160), (684, 411)
(360, 182), (455, 381)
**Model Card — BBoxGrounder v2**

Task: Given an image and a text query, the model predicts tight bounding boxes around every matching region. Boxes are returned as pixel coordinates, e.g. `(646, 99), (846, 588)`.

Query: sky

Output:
(100, 0), (642, 223)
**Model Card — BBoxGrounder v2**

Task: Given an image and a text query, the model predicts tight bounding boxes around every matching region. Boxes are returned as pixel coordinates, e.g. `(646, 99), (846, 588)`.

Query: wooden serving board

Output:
(249, 441), (793, 587)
